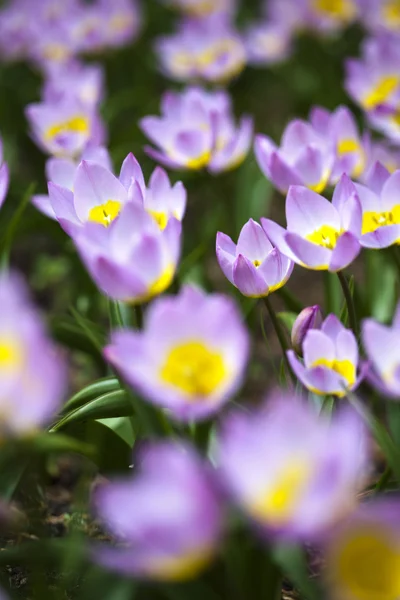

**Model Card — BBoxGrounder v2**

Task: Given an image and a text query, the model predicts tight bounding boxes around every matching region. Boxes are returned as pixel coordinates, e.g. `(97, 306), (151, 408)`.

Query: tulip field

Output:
(1, 1), (400, 599)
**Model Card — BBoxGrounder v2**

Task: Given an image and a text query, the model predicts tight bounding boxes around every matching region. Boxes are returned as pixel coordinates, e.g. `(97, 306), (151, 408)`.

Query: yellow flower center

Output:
(362, 205), (400, 235)
(308, 169), (331, 194)
(331, 528), (400, 600)
(186, 150), (212, 170)
(249, 460), (311, 524)
(46, 116), (89, 141)
(131, 265), (175, 305)
(312, 358), (356, 395)
(0, 339), (22, 370)
(42, 43), (70, 62)
(337, 138), (365, 178)
(312, 0), (356, 19)
(383, 1), (400, 27)
(306, 225), (342, 250)
(110, 13), (134, 33)
(253, 259), (261, 267)
(148, 547), (214, 581)
(148, 210), (168, 230)
(363, 76), (400, 110)
(160, 341), (226, 397)
(88, 200), (121, 227)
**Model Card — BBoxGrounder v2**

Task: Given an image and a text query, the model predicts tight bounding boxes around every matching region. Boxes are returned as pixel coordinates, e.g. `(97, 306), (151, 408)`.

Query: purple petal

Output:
(382, 170), (400, 211)
(365, 161), (391, 195)
(286, 186), (340, 235)
(48, 182), (80, 233)
(232, 254), (269, 297)
(332, 173), (358, 213)
(303, 330), (335, 368)
(144, 146), (182, 170)
(285, 233), (331, 269)
(216, 232), (236, 284)
(321, 314), (346, 340)
(329, 232), (360, 272)
(237, 219), (272, 261)
(32, 194), (57, 219)
(119, 153), (145, 195)
(261, 218), (298, 262)
(0, 162), (9, 208)
(361, 226), (400, 249)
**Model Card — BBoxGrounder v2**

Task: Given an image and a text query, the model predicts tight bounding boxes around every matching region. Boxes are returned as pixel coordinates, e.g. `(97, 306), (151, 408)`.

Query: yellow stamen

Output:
(147, 547), (214, 581)
(42, 43), (70, 62)
(88, 200), (121, 227)
(250, 460), (311, 524)
(253, 259), (261, 267)
(148, 210), (168, 230)
(46, 116), (89, 141)
(186, 151), (212, 170)
(161, 341), (226, 397)
(363, 76), (399, 110)
(131, 265), (175, 305)
(362, 205), (400, 235)
(330, 528), (400, 600)
(306, 225), (342, 250)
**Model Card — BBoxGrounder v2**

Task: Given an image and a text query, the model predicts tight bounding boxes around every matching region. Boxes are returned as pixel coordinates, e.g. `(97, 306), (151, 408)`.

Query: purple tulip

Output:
(26, 97), (105, 158)
(303, 0), (358, 31)
(0, 0), (38, 61)
(244, 20), (293, 66)
(287, 313), (362, 397)
(0, 137), (9, 209)
(104, 285), (249, 422)
(0, 271), (66, 435)
(42, 61), (104, 108)
(155, 15), (245, 84)
(262, 174), (362, 272)
(353, 163), (400, 249)
(217, 392), (369, 540)
(45, 153), (186, 235)
(72, 202), (182, 303)
(356, 0), (400, 34)
(94, 441), (223, 581)
(310, 105), (368, 182)
(162, 0), (236, 16)
(216, 218), (294, 298)
(324, 499), (400, 600)
(255, 112), (336, 194)
(362, 303), (400, 398)
(291, 305), (322, 356)
(32, 145), (112, 220)
(140, 86), (252, 173)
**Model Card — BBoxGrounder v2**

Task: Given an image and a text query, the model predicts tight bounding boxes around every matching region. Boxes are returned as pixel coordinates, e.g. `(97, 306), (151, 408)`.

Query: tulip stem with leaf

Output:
(337, 271), (358, 338)
(263, 297), (296, 386)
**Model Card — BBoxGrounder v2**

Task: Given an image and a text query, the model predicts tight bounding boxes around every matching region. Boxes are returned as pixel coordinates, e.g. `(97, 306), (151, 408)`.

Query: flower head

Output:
(26, 97), (105, 158)
(357, 0), (400, 34)
(141, 87), (252, 173)
(72, 202), (182, 303)
(155, 15), (246, 84)
(262, 175), (362, 272)
(362, 302), (400, 398)
(325, 500), (400, 600)
(353, 163), (400, 249)
(291, 305), (322, 356)
(216, 219), (293, 298)
(104, 286), (249, 422)
(217, 393), (369, 540)
(304, 0), (359, 31)
(255, 112), (336, 194)
(46, 153), (186, 235)
(287, 314), (361, 397)
(42, 61), (104, 108)
(94, 441), (223, 581)
(162, 0), (236, 17)
(244, 20), (293, 66)
(0, 271), (66, 435)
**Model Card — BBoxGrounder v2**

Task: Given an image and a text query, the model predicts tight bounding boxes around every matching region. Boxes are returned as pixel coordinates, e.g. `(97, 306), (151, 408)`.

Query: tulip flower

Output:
(304, 0), (358, 31)
(42, 61), (104, 108)
(72, 202), (182, 303)
(362, 302), (400, 398)
(262, 174), (362, 272)
(162, 0), (235, 17)
(255, 114), (336, 194)
(287, 314), (361, 397)
(244, 21), (293, 66)
(0, 272), (65, 435)
(26, 97), (105, 158)
(217, 393), (368, 540)
(155, 15), (246, 83)
(104, 286), (249, 422)
(291, 305), (322, 355)
(94, 442), (223, 581)
(325, 500), (400, 600)
(216, 219), (293, 298)
(140, 86), (252, 173)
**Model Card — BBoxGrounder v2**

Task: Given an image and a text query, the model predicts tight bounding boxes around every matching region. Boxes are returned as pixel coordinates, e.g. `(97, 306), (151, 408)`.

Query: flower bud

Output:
(291, 305), (322, 355)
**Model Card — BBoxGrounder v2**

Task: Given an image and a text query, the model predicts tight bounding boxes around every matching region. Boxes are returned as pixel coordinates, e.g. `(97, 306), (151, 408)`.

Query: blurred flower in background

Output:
(362, 139), (400, 180)
(0, 272), (66, 436)
(162, 0), (236, 17)
(216, 218), (294, 298)
(287, 313), (361, 396)
(357, 0), (400, 34)
(362, 302), (400, 398)
(104, 285), (249, 422)
(72, 202), (182, 302)
(304, 0), (359, 32)
(155, 15), (246, 83)
(217, 393), (369, 540)
(244, 20), (293, 66)
(141, 86), (252, 172)
(262, 175), (362, 272)
(42, 61), (105, 108)
(94, 442), (223, 580)
(324, 500), (400, 600)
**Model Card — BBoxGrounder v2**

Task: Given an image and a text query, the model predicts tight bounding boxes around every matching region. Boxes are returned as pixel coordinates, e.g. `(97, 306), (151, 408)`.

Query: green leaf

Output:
(51, 317), (104, 365)
(272, 543), (321, 600)
(29, 431), (96, 458)
(0, 181), (36, 265)
(365, 250), (397, 321)
(78, 566), (137, 600)
(96, 416), (135, 448)
(108, 298), (125, 329)
(62, 376), (121, 412)
(324, 272), (341, 316)
(52, 390), (133, 432)
(69, 306), (105, 353)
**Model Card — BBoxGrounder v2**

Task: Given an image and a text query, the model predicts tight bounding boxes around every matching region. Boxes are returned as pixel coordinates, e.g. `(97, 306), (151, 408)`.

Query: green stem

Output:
(107, 299), (124, 329)
(134, 304), (143, 329)
(263, 297), (296, 386)
(337, 271), (358, 337)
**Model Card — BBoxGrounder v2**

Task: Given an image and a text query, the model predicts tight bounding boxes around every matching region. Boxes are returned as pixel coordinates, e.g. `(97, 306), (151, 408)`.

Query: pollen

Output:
(160, 341), (226, 397)
(88, 200), (122, 227)
(46, 115), (89, 141)
(306, 225), (342, 250)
